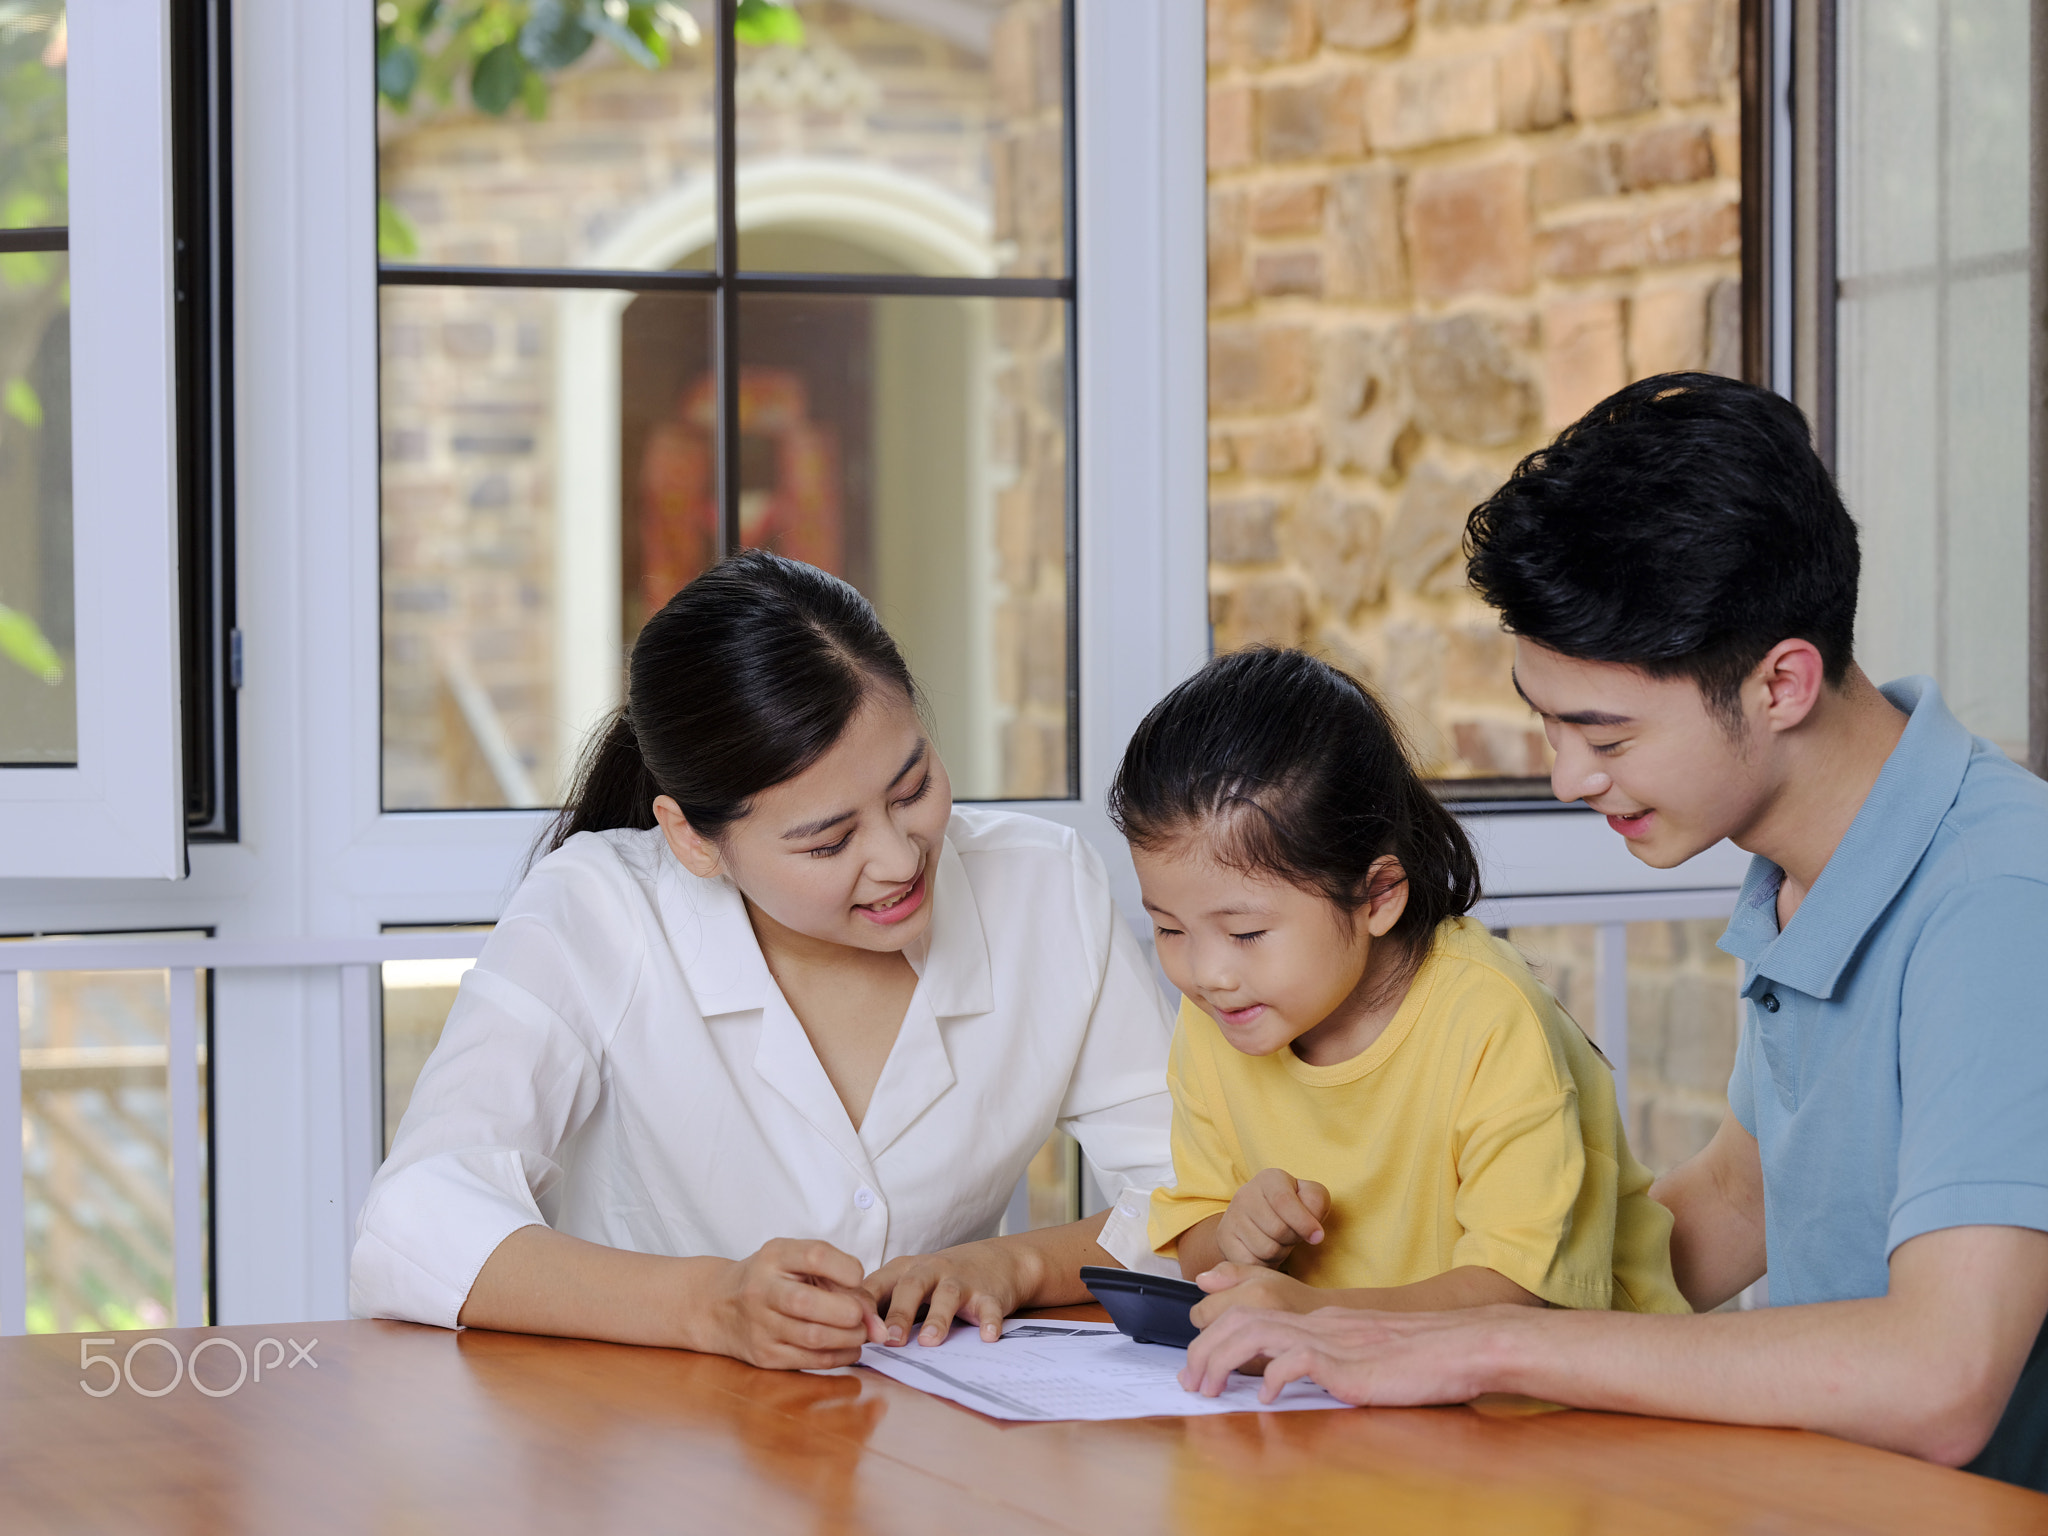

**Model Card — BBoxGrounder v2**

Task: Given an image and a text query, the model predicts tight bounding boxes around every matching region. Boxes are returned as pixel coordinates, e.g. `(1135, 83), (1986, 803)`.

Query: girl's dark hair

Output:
(1108, 648), (1481, 957)
(542, 550), (916, 856)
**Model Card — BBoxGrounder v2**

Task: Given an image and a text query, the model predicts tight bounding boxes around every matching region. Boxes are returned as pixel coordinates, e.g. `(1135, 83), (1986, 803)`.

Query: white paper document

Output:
(853, 1319), (1352, 1422)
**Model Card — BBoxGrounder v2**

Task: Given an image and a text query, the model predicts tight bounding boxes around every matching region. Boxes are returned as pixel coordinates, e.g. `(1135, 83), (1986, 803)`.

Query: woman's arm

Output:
(863, 1211), (1120, 1344)
(462, 1224), (886, 1369)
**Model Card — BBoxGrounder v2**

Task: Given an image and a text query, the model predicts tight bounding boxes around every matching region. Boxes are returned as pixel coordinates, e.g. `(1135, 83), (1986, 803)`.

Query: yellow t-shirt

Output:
(1149, 916), (1689, 1314)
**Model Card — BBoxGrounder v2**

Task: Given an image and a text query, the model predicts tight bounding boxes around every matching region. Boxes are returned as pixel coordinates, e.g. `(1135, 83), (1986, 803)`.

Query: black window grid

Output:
(374, 0), (1082, 802)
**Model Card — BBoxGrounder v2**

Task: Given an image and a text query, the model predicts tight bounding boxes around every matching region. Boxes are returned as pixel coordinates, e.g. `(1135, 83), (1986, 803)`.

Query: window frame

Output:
(376, 0), (1085, 815)
(1769, 0), (2042, 771)
(0, 3), (187, 879)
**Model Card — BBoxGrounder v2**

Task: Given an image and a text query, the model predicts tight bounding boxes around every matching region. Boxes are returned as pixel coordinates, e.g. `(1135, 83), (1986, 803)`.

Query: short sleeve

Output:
(1890, 876), (2048, 1253)
(1147, 1015), (1243, 1260)
(1448, 1019), (1613, 1310)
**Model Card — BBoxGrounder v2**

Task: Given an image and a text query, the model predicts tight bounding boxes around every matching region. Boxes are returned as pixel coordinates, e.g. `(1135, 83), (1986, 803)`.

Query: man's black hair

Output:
(1463, 371), (1860, 726)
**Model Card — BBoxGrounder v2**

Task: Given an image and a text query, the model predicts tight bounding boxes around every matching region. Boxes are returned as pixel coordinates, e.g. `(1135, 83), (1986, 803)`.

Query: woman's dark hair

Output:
(541, 550), (916, 856)
(1464, 371), (1859, 730)
(1108, 648), (1481, 960)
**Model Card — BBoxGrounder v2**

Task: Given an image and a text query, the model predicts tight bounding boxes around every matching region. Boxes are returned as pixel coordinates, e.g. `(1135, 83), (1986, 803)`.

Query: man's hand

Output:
(1215, 1169), (1331, 1268)
(706, 1239), (888, 1370)
(865, 1237), (1044, 1346)
(1189, 1261), (1319, 1328)
(1178, 1304), (1519, 1405)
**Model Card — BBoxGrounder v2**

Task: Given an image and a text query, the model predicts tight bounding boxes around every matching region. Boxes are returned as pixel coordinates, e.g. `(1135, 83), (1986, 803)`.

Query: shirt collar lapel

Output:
(1719, 676), (1972, 999)
(853, 836), (983, 1158)
(658, 846), (772, 1018)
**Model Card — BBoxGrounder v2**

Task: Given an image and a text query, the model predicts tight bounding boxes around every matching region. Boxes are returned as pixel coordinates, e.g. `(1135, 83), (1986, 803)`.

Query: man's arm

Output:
(1650, 1109), (1768, 1311)
(1181, 1224), (2048, 1466)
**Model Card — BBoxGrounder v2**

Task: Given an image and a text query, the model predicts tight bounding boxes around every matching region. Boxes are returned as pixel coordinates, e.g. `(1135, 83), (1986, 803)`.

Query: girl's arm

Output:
(1187, 1259), (1543, 1328)
(462, 1224), (887, 1368)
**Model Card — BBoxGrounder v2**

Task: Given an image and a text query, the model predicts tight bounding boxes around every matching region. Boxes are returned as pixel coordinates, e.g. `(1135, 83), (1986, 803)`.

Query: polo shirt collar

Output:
(1717, 676), (1973, 999)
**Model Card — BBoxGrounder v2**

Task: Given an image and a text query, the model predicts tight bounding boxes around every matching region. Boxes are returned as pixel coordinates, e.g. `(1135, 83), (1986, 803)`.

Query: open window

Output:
(0, 4), (187, 878)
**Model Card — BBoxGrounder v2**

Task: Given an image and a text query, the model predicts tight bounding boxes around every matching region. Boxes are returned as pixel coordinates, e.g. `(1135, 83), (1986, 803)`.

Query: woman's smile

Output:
(857, 868), (927, 925)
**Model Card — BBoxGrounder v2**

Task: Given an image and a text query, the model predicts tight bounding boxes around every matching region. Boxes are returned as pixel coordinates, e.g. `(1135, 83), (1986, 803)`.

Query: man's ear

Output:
(652, 795), (723, 879)
(1362, 855), (1410, 939)
(1751, 639), (1828, 735)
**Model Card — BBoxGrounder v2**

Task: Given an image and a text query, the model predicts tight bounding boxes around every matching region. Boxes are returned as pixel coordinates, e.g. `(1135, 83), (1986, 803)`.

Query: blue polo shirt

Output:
(1720, 677), (2048, 1490)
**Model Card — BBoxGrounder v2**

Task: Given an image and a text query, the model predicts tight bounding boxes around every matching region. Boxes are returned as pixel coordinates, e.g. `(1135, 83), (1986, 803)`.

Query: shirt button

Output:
(1759, 993), (1781, 1013)
(854, 1187), (876, 1211)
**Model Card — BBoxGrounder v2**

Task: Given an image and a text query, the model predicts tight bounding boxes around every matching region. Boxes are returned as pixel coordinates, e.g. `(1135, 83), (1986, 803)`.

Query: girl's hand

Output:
(1189, 1261), (1319, 1328)
(704, 1238), (887, 1369)
(864, 1238), (1045, 1346)
(1216, 1168), (1331, 1268)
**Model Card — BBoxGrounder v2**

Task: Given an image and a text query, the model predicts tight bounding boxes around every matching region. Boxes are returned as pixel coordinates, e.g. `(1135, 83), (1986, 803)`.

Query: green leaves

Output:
(469, 39), (529, 114)
(377, 198), (421, 260)
(3, 377), (42, 429)
(0, 603), (63, 685)
(375, 0), (698, 121)
(735, 0), (803, 46)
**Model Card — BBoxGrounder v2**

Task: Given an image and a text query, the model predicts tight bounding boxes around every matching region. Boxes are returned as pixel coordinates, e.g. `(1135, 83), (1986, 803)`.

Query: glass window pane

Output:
(1837, 0), (2032, 756)
(375, 3), (714, 270)
(701, 288), (1068, 799)
(734, 1), (1066, 279)
(381, 284), (713, 810)
(0, 248), (72, 764)
(0, 2), (66, 230)
(379, 929), (490, 1157)
(10, 946), (212, 1334)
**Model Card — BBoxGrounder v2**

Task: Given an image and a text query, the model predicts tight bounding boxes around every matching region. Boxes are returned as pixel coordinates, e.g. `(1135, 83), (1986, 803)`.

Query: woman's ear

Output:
(652, 795), (723, 879)
(1362, 855), (1409, 939)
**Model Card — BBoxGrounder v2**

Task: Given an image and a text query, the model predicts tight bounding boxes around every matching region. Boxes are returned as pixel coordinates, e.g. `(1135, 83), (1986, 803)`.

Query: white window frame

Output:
(0, 0), (1747, 1329)
(0, 2), (185, 879)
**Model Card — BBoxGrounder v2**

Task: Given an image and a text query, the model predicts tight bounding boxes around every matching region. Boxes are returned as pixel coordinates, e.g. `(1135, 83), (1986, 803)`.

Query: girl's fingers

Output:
(1271, 1186), (1326, 1246)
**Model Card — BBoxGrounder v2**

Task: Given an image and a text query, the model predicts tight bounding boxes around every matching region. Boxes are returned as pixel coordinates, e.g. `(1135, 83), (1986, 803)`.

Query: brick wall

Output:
(1206, 0), (1742, 779)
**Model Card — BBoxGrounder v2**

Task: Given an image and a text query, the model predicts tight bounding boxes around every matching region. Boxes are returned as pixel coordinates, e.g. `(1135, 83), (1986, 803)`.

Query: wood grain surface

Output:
(3, 1311), (2045, 1535)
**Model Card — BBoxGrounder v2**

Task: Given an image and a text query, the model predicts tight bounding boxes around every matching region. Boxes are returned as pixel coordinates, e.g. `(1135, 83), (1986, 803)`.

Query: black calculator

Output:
(1079, 1265), (1208, 1349)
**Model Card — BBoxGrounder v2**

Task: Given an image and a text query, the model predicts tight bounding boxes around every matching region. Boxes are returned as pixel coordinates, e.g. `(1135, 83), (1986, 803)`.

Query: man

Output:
(1179, 373), (2048, 1490)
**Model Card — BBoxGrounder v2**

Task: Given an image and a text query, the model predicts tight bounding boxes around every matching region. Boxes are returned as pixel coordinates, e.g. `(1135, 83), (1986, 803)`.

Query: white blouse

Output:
(350, 808), (1175, 1328)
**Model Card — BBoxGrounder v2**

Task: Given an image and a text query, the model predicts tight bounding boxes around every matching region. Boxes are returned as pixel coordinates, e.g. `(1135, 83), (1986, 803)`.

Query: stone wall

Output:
(1205, 0), (1742, 779)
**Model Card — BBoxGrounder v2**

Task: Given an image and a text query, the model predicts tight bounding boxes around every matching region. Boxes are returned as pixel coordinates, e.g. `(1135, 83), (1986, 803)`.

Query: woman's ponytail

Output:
(537, 709), (662, 857)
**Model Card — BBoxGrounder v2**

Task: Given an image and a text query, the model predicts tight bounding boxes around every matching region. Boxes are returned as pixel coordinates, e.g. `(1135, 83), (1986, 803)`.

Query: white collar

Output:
(657, 833), (994, 1021)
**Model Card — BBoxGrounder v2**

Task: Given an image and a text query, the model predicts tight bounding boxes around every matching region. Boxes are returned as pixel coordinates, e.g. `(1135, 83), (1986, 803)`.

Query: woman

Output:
(351, 552), (1173, 1368)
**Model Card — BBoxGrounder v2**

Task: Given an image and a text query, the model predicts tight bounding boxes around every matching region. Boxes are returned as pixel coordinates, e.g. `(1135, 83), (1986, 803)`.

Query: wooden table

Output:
(4, 1311), (2045, 1534)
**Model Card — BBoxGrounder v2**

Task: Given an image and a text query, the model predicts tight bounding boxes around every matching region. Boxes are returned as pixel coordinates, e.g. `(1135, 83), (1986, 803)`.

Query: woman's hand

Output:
(1189, 1261), (1319, 1328)
(864, 1237), (1046, 1346)
(702, 1238), (888, 1369)
(1215, 1168), (1331, 1268)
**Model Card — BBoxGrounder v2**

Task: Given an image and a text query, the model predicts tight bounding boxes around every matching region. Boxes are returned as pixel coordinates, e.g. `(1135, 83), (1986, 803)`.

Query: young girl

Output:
(1109, 648), (1687, 1324)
